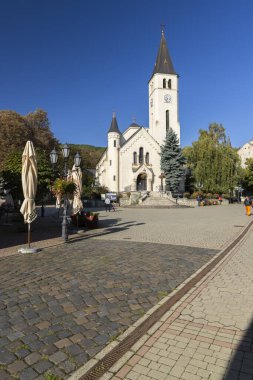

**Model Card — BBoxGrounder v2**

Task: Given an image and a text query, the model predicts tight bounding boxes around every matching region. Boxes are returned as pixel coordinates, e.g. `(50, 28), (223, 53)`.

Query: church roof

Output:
(108, 112), (121, 134)
(151, 31), (177, 78)
(129, 122), (141, 128)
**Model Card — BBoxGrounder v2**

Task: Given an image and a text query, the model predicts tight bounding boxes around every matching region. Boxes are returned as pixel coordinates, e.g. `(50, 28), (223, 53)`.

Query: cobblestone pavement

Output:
(0, 239), (217, 380)
(106, 226), (253, 380)
(0, 205), (250, 380)
(92, 204), (248, 249)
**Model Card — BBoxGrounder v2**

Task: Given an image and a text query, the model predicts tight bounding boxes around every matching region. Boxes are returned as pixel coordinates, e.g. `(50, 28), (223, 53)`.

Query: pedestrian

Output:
(218, 195), (223, 205)
(196, 195), (201, 207)
(244, 195), (251, 216)
(105, 197), (111, 212)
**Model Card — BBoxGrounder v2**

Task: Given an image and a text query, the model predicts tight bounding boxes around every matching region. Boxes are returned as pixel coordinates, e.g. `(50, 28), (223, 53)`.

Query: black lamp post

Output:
(50, 144), (81, 242)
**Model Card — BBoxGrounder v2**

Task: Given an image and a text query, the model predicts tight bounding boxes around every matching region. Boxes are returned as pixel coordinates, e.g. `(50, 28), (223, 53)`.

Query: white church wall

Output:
(122, 126), (140, 141)
(149, 73), (180, 145)
(238, 140), (253, 168)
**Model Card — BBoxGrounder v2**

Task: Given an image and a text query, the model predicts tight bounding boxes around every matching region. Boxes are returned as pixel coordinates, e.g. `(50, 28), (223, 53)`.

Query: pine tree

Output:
(160, 129), (186, 193)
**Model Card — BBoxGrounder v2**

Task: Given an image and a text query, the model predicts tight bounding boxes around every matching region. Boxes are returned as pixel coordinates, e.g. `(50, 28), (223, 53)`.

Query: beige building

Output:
(238, 140), (253, 168)
(96, 32), (181, 193)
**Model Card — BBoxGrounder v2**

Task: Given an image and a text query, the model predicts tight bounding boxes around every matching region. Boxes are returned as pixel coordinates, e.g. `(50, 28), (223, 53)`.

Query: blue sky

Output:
(1, 0), (253, 149)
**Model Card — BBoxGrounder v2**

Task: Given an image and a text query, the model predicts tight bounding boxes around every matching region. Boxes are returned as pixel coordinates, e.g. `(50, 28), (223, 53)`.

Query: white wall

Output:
(149, 73), (180, 146)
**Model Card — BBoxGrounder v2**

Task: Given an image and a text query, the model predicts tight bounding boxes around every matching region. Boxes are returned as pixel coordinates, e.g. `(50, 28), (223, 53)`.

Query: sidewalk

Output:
(80, 222), (253, 380)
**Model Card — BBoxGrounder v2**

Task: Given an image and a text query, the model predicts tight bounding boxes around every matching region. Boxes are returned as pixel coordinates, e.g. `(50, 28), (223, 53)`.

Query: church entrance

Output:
(137, 173), (147, 191)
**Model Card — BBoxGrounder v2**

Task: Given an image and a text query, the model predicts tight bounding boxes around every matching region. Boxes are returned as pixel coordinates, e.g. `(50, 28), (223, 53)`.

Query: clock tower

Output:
(149, 31), (180, 146)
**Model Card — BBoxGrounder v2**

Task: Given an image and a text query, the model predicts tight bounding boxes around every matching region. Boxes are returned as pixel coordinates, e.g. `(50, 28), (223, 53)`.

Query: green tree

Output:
(160, 129), (186, 193)
(2, 148), (53, 203)
(0, 109), (59, 172)
(242, 158), (253, 194)
(184, 123), (240, 194)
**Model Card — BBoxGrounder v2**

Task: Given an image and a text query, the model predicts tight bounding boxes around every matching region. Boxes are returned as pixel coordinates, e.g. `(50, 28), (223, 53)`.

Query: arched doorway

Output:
(137, 173), (147, 191)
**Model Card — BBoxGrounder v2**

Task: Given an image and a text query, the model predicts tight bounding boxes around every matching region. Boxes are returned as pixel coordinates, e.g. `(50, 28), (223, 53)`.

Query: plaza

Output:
(1, 204), (252, 379)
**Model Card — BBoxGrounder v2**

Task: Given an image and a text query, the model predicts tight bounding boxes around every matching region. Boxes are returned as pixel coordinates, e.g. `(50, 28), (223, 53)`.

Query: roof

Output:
(108, 112), (121, 134)
(151, 31), (177, 78)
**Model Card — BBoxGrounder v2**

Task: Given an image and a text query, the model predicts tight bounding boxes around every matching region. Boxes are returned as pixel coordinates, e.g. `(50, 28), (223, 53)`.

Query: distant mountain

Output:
(68, 144), (105, 169)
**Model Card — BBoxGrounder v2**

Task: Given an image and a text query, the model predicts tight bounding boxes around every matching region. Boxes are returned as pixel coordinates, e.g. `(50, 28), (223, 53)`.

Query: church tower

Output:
(107, 112), (120, 192)
(149, 31), (180, 146)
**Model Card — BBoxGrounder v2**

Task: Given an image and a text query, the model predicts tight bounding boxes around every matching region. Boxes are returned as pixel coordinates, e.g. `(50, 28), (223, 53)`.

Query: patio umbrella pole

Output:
(28, 223), (31, 248)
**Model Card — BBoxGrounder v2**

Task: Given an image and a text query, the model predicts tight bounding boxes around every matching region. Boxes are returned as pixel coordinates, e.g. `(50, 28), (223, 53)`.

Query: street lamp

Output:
(74, 152), (81, 167)
(50, 144), (81, 242)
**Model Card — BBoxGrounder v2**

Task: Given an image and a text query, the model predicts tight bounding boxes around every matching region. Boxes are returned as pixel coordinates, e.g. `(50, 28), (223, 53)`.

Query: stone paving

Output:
(0, 238), (217, 380)
(104, 224), (253, 380)
(0, 204), (250, 379)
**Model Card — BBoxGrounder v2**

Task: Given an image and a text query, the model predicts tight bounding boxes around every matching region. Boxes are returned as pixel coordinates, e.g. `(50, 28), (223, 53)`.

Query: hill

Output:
(68, 144), (105, 169)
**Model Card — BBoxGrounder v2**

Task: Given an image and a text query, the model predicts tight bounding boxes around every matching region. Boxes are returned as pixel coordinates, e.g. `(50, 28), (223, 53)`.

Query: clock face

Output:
(164, 94), (172, 103)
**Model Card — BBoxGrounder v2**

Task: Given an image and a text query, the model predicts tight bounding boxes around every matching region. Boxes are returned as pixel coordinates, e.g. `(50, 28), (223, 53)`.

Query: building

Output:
(96, 31), (181, 193)
(237, 140), (253, 168)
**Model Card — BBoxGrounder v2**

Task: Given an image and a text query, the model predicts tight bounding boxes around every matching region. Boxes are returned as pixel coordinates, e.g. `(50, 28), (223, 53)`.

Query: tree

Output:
(242, 158), (253, 194)
(183, 123), (241, 194)
(1, 148), (52, 203)
(160, 129), (186, 193)
(0, 109), (59, 171)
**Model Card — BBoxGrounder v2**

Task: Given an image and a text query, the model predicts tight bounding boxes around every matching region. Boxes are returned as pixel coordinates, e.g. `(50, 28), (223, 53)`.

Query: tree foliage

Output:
(160, 129), (186, 193)
(0, 109), (58, 172)
(241, 158), (253, 194)
(183, 123), (241, 194)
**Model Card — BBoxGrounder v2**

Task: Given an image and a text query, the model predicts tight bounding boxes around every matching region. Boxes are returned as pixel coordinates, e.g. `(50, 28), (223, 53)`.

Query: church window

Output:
(139, 147), (144, 164)
(166, 110), (170, 134)
(114, 140), (116, 147)
(133, 152), (137, 164)
(110, 160), (112, 166)
(168, 79), (171, 89)
(163, 78), (166, 88)
(113, 175), (116, 181)
(146, 152), (149, 164)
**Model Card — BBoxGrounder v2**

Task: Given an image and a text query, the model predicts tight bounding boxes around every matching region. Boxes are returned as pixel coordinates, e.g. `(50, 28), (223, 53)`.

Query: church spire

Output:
(151, 31), (177, 77)
(108, 112), (121, 134)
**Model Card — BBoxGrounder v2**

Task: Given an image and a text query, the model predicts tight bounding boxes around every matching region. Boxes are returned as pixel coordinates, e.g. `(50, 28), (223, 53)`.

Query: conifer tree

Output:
(160, 129), (186, 193)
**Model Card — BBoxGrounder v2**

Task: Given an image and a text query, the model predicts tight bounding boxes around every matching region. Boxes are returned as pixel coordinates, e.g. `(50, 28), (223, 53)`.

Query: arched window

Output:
(139, 147), (143, 164)
(146, 152), (149, 164)
(133, 152), (137, 164)
(168, 79), (171, 89)
(163, 78), (166, 88)
(166, 110), (170, 135)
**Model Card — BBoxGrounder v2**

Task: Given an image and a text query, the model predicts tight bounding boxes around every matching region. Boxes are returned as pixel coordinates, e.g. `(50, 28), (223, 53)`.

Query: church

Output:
(96, 31), (181, 193)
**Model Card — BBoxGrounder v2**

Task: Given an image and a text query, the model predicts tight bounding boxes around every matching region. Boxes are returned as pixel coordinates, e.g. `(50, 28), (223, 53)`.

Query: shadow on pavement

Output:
(224, 319), (253, 378)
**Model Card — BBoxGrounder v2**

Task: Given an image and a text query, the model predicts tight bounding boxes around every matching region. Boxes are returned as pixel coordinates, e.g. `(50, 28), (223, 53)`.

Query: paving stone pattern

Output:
(108, 228), (253, 380)
(0, 239), (217, 379)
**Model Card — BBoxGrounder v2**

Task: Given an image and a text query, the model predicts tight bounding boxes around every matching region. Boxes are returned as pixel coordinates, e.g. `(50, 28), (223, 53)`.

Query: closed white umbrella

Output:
(71, 164), (83, 215)
(20, 141), (38, 251)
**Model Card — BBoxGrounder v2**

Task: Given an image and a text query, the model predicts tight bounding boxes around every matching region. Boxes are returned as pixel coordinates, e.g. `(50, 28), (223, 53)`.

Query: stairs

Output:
(137, 191), (183, 208)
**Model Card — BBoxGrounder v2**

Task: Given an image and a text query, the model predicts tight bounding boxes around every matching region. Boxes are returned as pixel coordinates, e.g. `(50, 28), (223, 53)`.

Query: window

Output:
(113, 175), (116, 181)
(133, 152), (137, 164)
(110, 160), (112, 166)
(168, 79), (171, 89)
(114, 140), (116, 147)
(163, 78), (166, 88)
(146, 152), (149, 164)
(139, 147), (143, 164)
(166, 110), (170, 134)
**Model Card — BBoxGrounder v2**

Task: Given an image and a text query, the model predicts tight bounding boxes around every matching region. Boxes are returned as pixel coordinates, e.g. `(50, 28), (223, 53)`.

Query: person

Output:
(105, 197), (111, 212)
(218, 195), (223, 205)
(244, 195), (251, 216)
(111, 201), (116, 211)
(196, 195), (202, 207)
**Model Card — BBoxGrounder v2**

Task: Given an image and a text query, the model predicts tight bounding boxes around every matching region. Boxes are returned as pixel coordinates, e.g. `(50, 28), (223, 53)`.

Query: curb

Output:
(69, 218), (253, 380)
